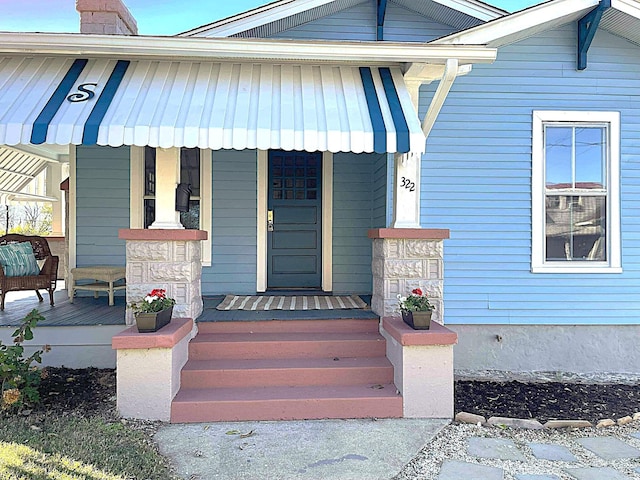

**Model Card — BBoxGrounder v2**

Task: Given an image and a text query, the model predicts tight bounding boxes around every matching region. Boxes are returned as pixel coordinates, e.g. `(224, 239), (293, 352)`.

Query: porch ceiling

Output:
(0, 146), (60, 202)
(0, 56), (426, 154)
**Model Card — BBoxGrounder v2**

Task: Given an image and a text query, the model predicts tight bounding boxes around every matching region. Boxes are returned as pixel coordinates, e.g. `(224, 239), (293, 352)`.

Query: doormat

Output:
(216, 295), (367, 311)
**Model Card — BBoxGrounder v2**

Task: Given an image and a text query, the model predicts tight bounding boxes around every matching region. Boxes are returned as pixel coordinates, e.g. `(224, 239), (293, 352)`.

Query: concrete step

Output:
(170, 383), (402, 422)
(196, 318), (379, 334)
(180, 356), (394, 388)
(189, 331), (387, 360)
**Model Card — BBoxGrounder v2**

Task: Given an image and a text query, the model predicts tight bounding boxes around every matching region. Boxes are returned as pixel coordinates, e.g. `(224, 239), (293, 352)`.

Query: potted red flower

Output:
(397, 288), (433, 330)
(129, 288), (176, 333)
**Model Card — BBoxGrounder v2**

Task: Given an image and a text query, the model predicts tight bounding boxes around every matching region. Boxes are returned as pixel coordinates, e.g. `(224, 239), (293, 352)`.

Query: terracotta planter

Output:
(401, 310), (432, 330)
(135, 306), (173, 333)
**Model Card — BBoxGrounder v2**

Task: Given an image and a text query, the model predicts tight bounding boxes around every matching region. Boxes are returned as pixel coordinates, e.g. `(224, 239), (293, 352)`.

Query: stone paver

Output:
(564, 467), (632, 479)
(515, 475), (561, 480)
(576, 437), (640, 460)
(467, 437), (527, 461)
(528, 443), (577, 462)
(438, 460), (503, 480)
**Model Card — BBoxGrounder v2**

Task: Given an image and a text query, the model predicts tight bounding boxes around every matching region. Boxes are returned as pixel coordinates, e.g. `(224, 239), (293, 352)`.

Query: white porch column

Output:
(46, 163), (64, 236)
(391, 152), (422, 228)
(150, 147), (182, 230)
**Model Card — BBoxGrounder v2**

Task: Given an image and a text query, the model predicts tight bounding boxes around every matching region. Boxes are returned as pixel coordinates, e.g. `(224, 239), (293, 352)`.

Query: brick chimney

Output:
(76, 0), (138, 35)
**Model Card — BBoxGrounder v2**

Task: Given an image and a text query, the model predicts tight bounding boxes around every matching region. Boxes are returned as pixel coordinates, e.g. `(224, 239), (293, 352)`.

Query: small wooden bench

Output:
(70, 266), (126, 306)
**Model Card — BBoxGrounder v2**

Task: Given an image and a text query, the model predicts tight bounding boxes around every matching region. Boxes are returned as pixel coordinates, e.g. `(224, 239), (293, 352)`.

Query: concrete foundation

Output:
(450, 324), (640, 383)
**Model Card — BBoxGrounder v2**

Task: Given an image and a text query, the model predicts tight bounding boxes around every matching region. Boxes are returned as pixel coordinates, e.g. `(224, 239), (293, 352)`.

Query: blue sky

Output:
(1, 0), (544, 35)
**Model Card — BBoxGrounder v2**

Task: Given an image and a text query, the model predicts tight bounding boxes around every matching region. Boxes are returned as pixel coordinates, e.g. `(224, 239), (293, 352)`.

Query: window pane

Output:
(575, 127), (605, 189)
(545, 195), (606, 261)
(144, 199), (155, 229)
(180, 148), (201, 197)
(144, 147), (156, 196)
(545, 127), (573, 189)
(180, 201), (200, 230)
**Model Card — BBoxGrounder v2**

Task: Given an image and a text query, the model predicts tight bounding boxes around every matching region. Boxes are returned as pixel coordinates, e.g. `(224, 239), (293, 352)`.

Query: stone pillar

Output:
(119, 229), (207, 325)
(369, 228), (449, 322)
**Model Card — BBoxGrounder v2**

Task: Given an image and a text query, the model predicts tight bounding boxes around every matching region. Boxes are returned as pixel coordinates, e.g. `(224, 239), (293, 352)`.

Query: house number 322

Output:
(400, 177), (416, 192)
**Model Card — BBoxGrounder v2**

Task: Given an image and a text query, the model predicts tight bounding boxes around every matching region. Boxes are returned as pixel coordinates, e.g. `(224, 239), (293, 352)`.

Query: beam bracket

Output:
(577, 0), (610, 70)
(377, 0), (387, 41)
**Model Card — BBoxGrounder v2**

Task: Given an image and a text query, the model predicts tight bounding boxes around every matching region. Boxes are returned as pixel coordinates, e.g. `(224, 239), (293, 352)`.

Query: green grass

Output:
(0, 415), (176, 480)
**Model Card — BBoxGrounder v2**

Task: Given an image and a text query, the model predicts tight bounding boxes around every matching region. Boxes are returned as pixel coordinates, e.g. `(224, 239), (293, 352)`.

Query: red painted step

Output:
(171, 384), (402, 423)
(181, 356), (394, 389)
(171, 318), (402, 423)
(189, 331), (386, 360)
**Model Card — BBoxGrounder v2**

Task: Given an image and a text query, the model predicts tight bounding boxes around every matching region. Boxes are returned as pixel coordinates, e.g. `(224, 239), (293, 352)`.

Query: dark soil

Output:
(16, 367), (640, 425)
(455, 380), (640, 424)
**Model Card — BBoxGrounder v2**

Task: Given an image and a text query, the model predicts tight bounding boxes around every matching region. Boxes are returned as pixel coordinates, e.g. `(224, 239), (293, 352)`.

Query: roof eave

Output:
(432, 0), (600, 47)
(0, 32), (497, 66)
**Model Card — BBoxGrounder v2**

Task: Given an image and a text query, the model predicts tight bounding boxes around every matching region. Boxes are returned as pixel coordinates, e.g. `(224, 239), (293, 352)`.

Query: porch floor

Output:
(0, 292), (376, 327)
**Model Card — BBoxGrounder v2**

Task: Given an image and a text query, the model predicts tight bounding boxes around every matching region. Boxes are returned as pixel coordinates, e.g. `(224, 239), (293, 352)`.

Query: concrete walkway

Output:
(155, 418), (448, 480)
(155, 420), (640, 479)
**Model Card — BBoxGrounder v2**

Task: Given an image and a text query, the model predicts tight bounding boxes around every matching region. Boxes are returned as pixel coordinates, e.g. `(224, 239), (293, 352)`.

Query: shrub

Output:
(0, 309), (48, 410)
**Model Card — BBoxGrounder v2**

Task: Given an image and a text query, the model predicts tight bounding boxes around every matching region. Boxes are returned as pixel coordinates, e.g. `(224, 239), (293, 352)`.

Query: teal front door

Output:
(267, 151), (322, 289)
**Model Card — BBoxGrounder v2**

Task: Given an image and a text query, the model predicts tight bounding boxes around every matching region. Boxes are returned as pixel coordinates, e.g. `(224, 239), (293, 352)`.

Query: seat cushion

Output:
(0, 242), (40, 277)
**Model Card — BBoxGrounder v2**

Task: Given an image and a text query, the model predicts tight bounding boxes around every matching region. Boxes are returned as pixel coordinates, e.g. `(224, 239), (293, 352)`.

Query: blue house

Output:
(0, 0), (638, 421)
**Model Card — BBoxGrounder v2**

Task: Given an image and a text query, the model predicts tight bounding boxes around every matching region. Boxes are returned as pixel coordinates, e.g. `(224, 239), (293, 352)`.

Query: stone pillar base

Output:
(381, 316), (458, 418)
(369, 228), (449, 321)
(112, 318), (195, 421)
(119, 229), (207, 323)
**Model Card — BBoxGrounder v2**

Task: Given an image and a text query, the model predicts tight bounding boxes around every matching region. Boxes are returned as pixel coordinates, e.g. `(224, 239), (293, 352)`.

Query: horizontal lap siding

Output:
(332, 153), (380, 294)
(75, 145), (128, 267)
(421, 25), (640, 325)
(269, 2), (454, 42)
(202, 150), (257, 295)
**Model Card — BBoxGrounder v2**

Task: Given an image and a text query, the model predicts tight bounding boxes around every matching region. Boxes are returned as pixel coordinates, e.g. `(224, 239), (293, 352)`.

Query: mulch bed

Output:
(456, 380), (640, 424)
(19, 368), (640, 425)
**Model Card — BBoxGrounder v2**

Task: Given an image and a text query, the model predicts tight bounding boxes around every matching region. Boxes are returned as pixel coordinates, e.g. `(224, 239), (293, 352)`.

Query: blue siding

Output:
(372, 153), (388, 227)
(270, 2), (455, 42)
(332, 153), (382, 294)
(202, 150), (257, 295)
(421, 25), (640, 325)
(75, 145), (129, 267)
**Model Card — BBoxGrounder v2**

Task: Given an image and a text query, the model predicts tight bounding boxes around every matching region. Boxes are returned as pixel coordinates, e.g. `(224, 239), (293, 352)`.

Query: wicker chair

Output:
(0, 234), (59, 310)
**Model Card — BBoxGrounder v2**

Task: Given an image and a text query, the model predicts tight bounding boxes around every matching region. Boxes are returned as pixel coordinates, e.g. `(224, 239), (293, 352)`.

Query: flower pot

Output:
(135, 306), (173, 333)
(402, 310), (432, 330)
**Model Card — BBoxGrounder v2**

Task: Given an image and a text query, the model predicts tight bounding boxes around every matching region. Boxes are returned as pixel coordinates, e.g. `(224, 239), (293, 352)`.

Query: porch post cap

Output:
(368, 228), (450, 240)
(382, 316), (458, 346)
(112, 318), (193, 349)
(118, 229), (208, 241)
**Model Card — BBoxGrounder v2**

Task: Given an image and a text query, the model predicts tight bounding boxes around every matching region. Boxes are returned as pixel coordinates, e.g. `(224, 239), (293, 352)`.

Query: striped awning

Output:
(0, 56), (425, 154)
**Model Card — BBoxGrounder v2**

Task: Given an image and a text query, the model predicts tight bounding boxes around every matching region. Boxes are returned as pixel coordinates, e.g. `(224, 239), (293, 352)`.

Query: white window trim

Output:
(531, 110), (621, 274)
(130, 146), (212, 266)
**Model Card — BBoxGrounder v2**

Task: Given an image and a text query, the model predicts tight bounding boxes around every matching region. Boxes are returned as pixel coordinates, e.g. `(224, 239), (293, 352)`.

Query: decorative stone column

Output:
(369, 228), (449, 323)
(119, 229), (207, 325)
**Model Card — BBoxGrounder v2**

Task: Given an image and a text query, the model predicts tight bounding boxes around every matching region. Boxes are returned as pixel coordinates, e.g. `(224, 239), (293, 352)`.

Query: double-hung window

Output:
(130, 146), (212, 266)
(532, 111), (621, 273)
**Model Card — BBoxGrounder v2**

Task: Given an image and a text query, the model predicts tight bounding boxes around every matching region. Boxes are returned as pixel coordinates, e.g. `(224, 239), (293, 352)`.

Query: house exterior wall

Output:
(269, 2), (455, 42)
(75, 145), (129, 268)
(332, 152), (382, 294)
(203, 149), (257, 295)
(421, 25), (640, 328)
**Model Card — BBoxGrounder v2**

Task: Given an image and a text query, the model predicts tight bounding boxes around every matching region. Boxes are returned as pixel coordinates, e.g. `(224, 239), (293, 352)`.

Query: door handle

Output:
(267, 210), (274, 232)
